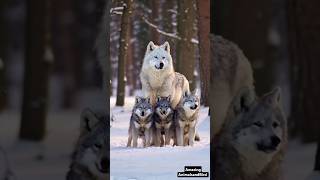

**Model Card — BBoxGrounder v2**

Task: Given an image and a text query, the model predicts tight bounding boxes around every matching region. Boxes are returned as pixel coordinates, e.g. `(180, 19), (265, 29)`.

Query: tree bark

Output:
(149, 0), (160, 44)
(197, 0), (210, 106)
(176, 0), (197, 90)
(116, 0), (133, 106)
(20, 0), (52, 141)
(287, 0), (320, 142)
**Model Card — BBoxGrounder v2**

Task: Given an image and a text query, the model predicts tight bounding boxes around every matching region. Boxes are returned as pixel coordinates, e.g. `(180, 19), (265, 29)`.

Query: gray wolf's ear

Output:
(157, 96), (161, 102)
(81, 109), (99, 133)
(183, 91), (189, 98)
(146, 41), (156, 54)
(167, 95), (171, 102)
(232, 87), (255, 115)
(135, 96), (142, 104)
(161, 41), (170, 53)
(262, 87), (281, 107)
(146, 97), (151, 103)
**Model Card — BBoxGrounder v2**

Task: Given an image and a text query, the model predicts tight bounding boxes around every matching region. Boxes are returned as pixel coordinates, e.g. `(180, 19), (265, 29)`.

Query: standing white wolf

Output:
(140, 41), (190, 108)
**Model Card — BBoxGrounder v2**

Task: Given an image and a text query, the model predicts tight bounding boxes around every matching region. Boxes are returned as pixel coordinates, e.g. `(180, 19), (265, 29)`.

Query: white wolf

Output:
(140, 41), (190, 108)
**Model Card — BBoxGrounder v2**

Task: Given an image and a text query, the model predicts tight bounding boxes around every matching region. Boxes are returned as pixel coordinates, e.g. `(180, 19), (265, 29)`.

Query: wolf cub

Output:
(153, 96), (176, 146)
(175, 91), (200, 146)
(127, 97), (154, 148)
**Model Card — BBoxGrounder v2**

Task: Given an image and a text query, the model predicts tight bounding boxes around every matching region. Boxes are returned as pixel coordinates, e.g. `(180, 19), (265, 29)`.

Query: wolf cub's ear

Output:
(167, 95), (171, 102)
(161, 41), (170, 53)
(80, 109), (100, 133)
(233, 87), (255, 115)
(135, 96), (142, 104)
(146, 41), (156, 54)
(263, 87), (281, 107)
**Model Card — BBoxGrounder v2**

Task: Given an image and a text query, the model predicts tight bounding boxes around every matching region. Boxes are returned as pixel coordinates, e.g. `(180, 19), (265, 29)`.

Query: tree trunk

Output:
(20, 0), (52, 141)
(149, 0), (160, 44)
(176, 0), (197, 90)
(0, 1), (8, 111)
(197, 0), (210, 106)
(287, 0), (320, 142)
(116, 0), (133, 106)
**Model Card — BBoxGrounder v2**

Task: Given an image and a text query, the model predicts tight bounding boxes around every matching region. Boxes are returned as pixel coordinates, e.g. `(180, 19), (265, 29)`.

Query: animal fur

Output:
(213, 87), (287, 180)
(67, 109), (109, 180)
(140, 41), (190, 108)
(211, 35), (255, 137)
(175, 91), (201, 146)
(152, 96), (176, 146)
(127, 97), (154, 148)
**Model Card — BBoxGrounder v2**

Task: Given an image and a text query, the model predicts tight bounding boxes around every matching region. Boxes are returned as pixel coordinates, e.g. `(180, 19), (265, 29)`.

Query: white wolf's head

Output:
(226, 87), (286, 173)
(142, 41), (174, 72)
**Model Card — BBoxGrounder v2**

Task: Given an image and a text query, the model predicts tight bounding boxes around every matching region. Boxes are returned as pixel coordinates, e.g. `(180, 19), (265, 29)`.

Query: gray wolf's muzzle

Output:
(256, 135), (281, 153)
(96, 156), (109, 174)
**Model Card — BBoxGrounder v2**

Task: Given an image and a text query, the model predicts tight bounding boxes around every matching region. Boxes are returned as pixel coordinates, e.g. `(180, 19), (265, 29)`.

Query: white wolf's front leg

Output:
(176, 126), (184, 146)
(188, 126), (196, 146)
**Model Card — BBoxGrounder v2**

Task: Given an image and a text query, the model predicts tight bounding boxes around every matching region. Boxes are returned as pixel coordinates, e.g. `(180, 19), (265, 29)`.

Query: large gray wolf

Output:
(211, 35), (255, 137)
(175, 91), (201, 146)
(213, 87), (287, 180)
(127, 97), (154, 148)
(140, 41), (190, 108)
(67, 109), (109, 180)
(152, 96), (176, 146)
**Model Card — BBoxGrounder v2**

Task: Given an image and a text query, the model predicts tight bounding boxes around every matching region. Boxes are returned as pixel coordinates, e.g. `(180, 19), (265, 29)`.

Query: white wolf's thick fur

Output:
(211, 35), (255, 137)
(140, 41), (190, 108)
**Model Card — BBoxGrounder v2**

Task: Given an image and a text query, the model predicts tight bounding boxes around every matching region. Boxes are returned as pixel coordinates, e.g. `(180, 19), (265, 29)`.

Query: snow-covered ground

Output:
(110, 97), (210, 180)
(0, 97), (317, 180)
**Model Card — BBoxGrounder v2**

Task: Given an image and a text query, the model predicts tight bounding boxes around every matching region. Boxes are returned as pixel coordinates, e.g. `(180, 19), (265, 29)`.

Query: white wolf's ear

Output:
(146, 41), (156, 54)
(232, 87), (255, 115)
(263, 87), (281, 107)
(161, 41), (170, 53)
(80, 109), (100, 133)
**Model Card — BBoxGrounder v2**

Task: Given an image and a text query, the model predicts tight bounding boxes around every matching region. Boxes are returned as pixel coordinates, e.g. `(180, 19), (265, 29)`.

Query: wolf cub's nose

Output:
(141, 111), (145, 116)
(270, 136), (281, 147)
(100, 157), (109, 172)
(159, 62), (164, 69)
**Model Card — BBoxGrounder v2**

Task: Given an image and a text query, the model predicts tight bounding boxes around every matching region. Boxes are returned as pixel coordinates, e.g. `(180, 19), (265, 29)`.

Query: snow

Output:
(110, 97), (210, 180)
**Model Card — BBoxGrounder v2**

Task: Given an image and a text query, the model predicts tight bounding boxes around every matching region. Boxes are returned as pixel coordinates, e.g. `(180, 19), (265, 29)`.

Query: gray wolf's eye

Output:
(253, 121), (263, 128)
(272, 122), (279, 128)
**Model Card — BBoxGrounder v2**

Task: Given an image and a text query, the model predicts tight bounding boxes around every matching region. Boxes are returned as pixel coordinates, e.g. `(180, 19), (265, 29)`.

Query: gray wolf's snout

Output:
(191, 104), (198, 110)
(141, 110), (145, 116)
(271, 135), (281, 148)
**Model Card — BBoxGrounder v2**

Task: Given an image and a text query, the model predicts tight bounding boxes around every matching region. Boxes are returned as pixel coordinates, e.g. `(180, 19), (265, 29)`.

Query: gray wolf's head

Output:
(181, 90), (200, 114)
(133, 97), (153, 131)
(143, 41), (173, 71)
(74, 109), (108, 178)
(229, 87), (286, 158)
(155, 96), (173, 118)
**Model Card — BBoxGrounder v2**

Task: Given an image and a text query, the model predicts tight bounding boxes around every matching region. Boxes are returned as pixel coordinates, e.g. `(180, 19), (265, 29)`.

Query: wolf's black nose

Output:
(194, 104), (198, 109)
(141, 111), (145, 116)
(100, 157), (109, 173)
(159, 62), (164, 69)
(270, 136), (280, 147)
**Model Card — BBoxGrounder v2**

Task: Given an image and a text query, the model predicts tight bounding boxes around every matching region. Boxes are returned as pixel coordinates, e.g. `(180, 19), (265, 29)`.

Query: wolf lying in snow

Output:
(213, 87), (287, 180)
(140, 41), (190, 109)
(67, 109), (109, 180)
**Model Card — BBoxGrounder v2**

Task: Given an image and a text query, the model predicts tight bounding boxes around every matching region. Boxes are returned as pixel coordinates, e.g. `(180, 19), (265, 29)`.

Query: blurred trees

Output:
(287, 0), (320, 142)
(176, 0), (197, 91)
(115, 0), (133, 106)
(197, 0), (210, 106)
(0, 1), (8, 111)
(19, 0), (52, 140)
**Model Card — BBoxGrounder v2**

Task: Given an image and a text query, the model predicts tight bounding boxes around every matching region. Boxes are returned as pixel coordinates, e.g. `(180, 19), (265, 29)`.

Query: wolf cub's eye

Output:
(253, 121), (263, 128)
(272, 122), (279, 128)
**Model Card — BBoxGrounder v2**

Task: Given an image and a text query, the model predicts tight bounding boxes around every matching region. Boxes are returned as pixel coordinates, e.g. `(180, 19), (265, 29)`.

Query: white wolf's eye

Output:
(154, 56), (158, 59)
(162, 56), (165, 59)
(253, 121), (263, 128)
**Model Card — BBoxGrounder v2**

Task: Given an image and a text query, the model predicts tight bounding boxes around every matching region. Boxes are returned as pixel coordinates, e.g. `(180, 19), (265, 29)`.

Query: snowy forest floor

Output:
(0, 97), (316, 180)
